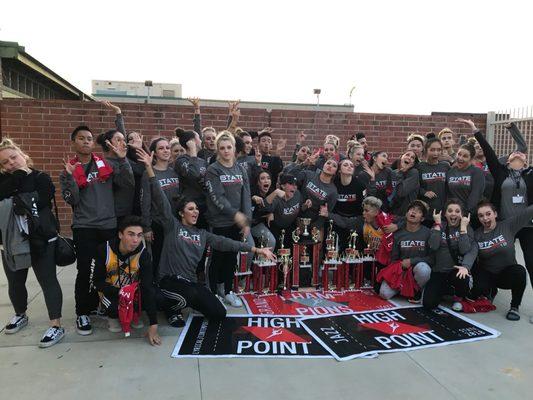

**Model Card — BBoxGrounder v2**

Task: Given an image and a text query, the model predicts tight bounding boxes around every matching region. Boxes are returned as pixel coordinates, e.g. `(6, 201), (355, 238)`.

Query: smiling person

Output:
(0, 139), (64, 348)
(96, 129), (135, 223)
(438, 128), (456, 163)
(92, 216), (161, 346)
(205, 131), (253, 307)
(250, 170), (276, 249)
(423, 200), (477, 311)
(141, 138), (180, 281)
(379, 200), (432, 302)
(418, 137), (450, 217)
(359, 151), (393, 211)
(390, 150), (420, 217)
(169, 138), (186, 164)
(446, 142), (485, 222)
(471, 201), (533, 321)
(137, 148), (275, 320)
(346, 141), (366, 177)
(60, 125), (132, 335)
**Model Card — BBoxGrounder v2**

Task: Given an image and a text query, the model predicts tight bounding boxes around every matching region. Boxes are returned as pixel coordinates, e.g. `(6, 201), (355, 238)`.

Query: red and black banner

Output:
(172, 314), (331, 358)
(299, 306), (500, 361)
(240, 290), (396, 316)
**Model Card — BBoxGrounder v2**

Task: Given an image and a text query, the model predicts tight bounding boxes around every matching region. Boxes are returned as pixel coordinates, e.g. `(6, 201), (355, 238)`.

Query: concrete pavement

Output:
(0, 247), (531, 400)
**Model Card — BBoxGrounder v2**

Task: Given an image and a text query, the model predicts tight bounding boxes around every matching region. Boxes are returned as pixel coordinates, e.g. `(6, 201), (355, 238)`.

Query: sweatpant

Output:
(160, 275), (226, 320)
(2, 241), (62, 320)
(471, 264), (526, 308)
(379, 262), (431, 300)
(423, 270), (471, 310)
(73, 228), (116, 316)
(150, 222), (165, 278)
(209, 225), (253, 295)
(516, 227), (533, 288)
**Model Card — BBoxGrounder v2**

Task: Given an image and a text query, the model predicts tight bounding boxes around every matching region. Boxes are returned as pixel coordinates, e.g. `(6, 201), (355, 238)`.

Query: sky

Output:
(1, 0), (532, 114)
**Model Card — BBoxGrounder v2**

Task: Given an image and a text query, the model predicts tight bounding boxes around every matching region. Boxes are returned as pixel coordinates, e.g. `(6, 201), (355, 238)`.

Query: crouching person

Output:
(378, 200), (432, 302)
(423, 200), (477, 311)
(93, 216), (161, 346)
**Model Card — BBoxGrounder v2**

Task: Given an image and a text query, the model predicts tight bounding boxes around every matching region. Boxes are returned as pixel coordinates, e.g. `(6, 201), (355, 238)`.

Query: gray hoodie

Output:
(141, 167), (180, 230)
(428, 223), (477, 272)
(205, 161), (252, 228)
(150, 177), (253, 282)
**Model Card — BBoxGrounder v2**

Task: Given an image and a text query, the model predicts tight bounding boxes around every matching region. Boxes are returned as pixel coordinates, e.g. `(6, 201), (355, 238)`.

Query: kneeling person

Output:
(93, 216), (161, 346)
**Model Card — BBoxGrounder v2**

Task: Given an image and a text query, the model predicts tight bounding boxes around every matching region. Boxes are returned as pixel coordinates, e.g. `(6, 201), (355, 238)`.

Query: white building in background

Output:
(92, 80), (182, 99)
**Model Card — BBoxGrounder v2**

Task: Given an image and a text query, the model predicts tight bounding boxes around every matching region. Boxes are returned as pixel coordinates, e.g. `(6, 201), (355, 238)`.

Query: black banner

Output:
(299, 306), (500, 361)
(172, 314), (331, 358)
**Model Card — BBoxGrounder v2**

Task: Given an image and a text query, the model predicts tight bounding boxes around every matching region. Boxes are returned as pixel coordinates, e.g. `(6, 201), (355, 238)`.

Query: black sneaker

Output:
(5, 314), (28, 334)
(39, 326), (65, 348)
(168, 314), (185, 328)
(506, 307), (520, 321)
(76, 315), (93, 335)
(408, 291), (422, 304)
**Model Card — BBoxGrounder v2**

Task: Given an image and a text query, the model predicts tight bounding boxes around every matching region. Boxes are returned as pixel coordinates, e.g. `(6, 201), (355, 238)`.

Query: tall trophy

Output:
(322, 220), (342, 291)
(252, 235), (276, 294)
(234, 233), (252, 293)
(277, 230), (292, 291)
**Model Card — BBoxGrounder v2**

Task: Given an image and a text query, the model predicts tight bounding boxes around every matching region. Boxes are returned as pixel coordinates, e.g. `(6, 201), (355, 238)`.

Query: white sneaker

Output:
(216, 283), (225, 297)
(107, 318), (122, 333)
(39, 326), (65, 348)
(452, 301), (463, 312)
(224, 291), (243, 308)
(5, 314), (28, 334)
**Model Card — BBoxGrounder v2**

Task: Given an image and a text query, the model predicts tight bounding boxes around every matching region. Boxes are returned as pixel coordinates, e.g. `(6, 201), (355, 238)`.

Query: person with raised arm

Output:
(424, 200), (477, 311)
(60, 125), (131, 335)
(137, 148), (275, 320)
(359, 151), (393, 211)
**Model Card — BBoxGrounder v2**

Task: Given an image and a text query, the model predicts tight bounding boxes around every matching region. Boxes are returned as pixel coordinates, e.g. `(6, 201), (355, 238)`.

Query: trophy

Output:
(344, 230), (359, 262)
(324, 220), (339, 262)
(300, 218), (311, 236)
(253, 235), (276, 294)
(277, 230), (292, 291)
(322, 220), (341, 291)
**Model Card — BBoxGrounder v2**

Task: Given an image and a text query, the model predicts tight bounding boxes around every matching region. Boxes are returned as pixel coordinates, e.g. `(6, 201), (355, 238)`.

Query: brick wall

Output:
(0, 99), (487, 234)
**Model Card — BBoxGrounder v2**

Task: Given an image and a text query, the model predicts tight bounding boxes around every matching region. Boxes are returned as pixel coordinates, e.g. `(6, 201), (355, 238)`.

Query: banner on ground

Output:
(240, 290), (396, 316)
(299, 306), (500, 361)
(172, 314), (331, 358)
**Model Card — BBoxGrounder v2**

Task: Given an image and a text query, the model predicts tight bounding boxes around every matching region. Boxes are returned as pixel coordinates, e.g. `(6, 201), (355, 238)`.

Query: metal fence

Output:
(486, 106), (533, 164)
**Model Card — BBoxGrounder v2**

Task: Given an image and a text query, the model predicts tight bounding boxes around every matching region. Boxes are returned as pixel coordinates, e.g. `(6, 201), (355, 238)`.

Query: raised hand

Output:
(306, 151), (320, 166)
(106, 139), (127, 159)
(102, 100), (121, 114)
(455, 118), (477, 132)
(136, 148), (154, 167)
(255, 147), (262, 165)
(319, 204), (329, 217)
(302, 198), (313, 211)
(276, 138), (287, 153)
(424, 191), (437, 199)
(361, 160), (375, 180)
(63, 156), (78, 175)
(432, 209), (442, 225)
(252, 196), (265, 207)
(297, 131), (307, 144)
(187, 97), (201, 112)
(461, 213), (471, 229)
(258, 127), (274, 135)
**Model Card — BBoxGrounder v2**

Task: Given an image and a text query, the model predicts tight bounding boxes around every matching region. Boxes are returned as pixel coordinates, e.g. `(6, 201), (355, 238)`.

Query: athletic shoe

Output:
(452, 301), (463, 312)
(131, 319), (144, 329)
(4, 314), (29, 334)
(408, 292), (422, 304)
(168, 314), (185, 328)
(224, 291), (243, 308)
(506, 307), (520, 321)
(107, 318), (122, 333)
(76, 315), (93, 335)
(39, 326), (65, 348)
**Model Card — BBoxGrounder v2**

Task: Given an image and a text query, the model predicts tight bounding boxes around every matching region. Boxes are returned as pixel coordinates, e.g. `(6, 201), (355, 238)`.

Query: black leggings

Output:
(73, 228), (116, 316)
(159, 276), (226, 320)
(516, 227), (533, 288)
(2, 241), (63, 320)
(209, 225), (241, 294)
(471, 264), (526, 308)
(423, 270), (470, 310)
(150, 222), (165, 278)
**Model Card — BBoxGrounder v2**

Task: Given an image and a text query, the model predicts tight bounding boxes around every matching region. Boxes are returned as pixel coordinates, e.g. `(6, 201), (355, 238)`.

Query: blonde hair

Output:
(0, 138), (33, 173)
(407, 133), (425, 144)
(467, 137), (478, 146)
(215, 130), (236, 161)
(202, 126), (216, 135)
(324, 134), (340, 148)
(169, 138), (181, 149)
(438, 128), (454, 139)
(346, 140), (363, 159)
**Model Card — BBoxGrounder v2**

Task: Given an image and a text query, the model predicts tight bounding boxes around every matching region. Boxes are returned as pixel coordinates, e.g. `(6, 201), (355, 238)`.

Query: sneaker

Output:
(107, 318), (122, 333)
(131, 319), (144, 329)
(39, 326), (65, 348)
(168, 314), (185, 328)
(506, 307), (520, 321)
(224, 291), (243, 308)
(452, 301), (463, 312)
(76, 315), (93, 335)
(408, 292), (422, 304)
(5, 314), (29, 334)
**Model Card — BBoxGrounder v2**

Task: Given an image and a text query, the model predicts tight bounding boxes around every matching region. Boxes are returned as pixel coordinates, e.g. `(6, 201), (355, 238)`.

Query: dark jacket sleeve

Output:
(59, 171), (80, 206)
(34, 172), (55, 210)
(139, 250), (158, 325)
(205, 231), (253, 253)
(459, 227), (477, 270)
(149, 176), (176, 233)
(112, 158), (135, 189)
(115, 113), (126, 134)
(193, 113), (202, 136)
(474, 130), (506, 183)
